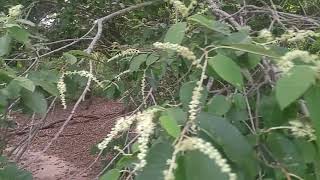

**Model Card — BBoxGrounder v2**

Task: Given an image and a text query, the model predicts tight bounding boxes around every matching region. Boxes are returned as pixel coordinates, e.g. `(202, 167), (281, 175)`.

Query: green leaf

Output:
(246, 53), (261, 69)
(13, 77), (35, 92)
(199, 112), (257, 179)
(0, 162), (32, 180)
(116, 155), (137, 169)
(209, 54), (244, 88)
(179, 82), (208, 109)
(188, 14), (231, 35)
(226, 106), (249, 134)
(68, 50), (91, 58)
(180, 151), (230, 180)
(16, 19), (36, 26)
(33, 80), (59, 96)
(136, 142), (173, 180)
(164, 22), (187, 44)
(0, 34), (11, 57)
(222, 31), (251, 44)
(4, 24), (21, 28)
(63, 52), (77, 65)
(99, 169), (120, 180)
(259, 93), (295, 127)
(21, 90), (47, 115)
(294, 139), (316, 164)
(131, 141), (140, 153)
(146, 54), (159, 66)
(222, 44), (281, 59)
(207, 95), (231, 116)
(130, 54), (148, 72)
(266, 133), (305, 176)
(232, 93), (246, 110)
(8, 26), (29, 43)
(159, 115), (181, 138)
(3, 80), (22, 99)
(164, 108), (187, 125)
(305, 85), (320, 150)
(28, 71), (59, 95)
(276, 66), (316, 109)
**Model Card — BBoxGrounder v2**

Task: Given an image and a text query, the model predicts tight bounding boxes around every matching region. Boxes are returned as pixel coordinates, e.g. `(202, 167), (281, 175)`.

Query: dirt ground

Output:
(7, 97), (125, 180)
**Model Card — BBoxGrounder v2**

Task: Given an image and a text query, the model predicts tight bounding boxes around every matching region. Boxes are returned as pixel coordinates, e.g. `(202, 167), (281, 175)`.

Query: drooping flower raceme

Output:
(188, 81), (204, 123)
(107, 48), (140, 62)
(134, 108), (159, 171)
(164, 137), (237, 180)
(98, 108), (161, 171)
(153, 42), (200, 66)
(167, 0), (188, 17)
(282, 50), (318, 63)
(97, 114), (137, 150)
(289, 120), (316, 141)
(57, 74), (67, 109)
(57, 70), (103, 109)
(258, 29), (274, 41)
(167, 0), (197, 17)
(8, 5), (23, 17)
(279, 29), (320, 42)
(277, 50), (318, 73)
(277, 60), (294, 73)
(141, 70), (147, 104)
(187, 58), (208, 129)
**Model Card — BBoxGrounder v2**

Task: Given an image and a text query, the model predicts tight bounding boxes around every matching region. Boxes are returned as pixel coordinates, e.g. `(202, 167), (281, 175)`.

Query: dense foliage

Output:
(1, 0), (320, 179)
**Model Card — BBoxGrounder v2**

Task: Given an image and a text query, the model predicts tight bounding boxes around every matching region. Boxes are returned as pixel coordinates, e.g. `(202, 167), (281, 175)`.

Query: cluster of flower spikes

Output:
(187, 61), (208, 131)
(153, 42), (201, 67)
(107, 48), (140, 63)
(166, 0), (197, 17)
(277, 50), (318, 73)
(163, 137), (237, 180)
(141, 70), (147, 105)
(288, 120), (316, 141)
(97, 108), (161, 171)
(258, 29), (274, 42)
(258, 29), (320, 43)
(8, 5), (23, 17)
(57, 70), (103, 109)
(278, 29), (320, 42)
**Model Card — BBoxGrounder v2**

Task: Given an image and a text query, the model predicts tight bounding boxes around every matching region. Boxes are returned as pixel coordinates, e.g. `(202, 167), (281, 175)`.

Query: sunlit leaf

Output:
(179, 151), (230, 180)
(305, 85), (320, 150)
(21, 90), (47, 115)
(146, 53), (159, 66)
(63, 52), (77, 65)
(179, 82), (208, 109)
(16, 19), (36, 27)
(130, 54), (148, 72)
(199, 112), (257, 179)
(8, 26), (29, 43)
(13, 77), (35, 92)
(159, 115), (181, 138)
(0, 34), (11, 56)
(164, 22), (187, 44)
(207, 95), (231, 116)
(136, 142), (173, 180)
(209, 54), (244, 88)
(188, 14), (231, 35)
(99, 169), (120, 180)
(222, 44), (282, 59)
(276, 66), (316, 109)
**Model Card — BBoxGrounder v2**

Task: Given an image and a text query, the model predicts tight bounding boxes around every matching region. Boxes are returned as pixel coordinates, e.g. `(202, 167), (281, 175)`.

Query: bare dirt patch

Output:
(8, 97), (125, 179)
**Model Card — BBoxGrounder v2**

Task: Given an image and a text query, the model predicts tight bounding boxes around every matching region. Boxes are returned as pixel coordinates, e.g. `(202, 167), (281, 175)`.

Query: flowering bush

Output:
(1, 1), (320, 180)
